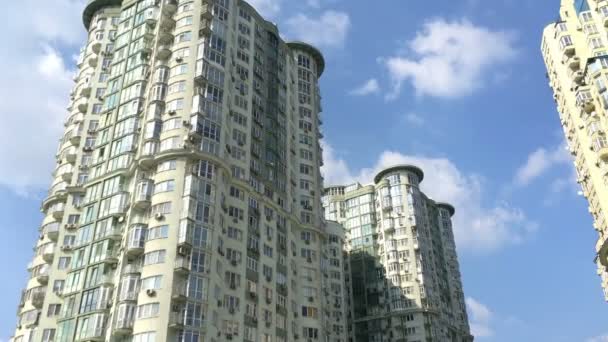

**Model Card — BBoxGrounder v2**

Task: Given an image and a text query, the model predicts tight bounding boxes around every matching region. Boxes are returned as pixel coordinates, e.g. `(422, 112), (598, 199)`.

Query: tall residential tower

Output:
(542, 0), (608, 300)
(323, 165), (473, 342)
(12, 0), (348, 341)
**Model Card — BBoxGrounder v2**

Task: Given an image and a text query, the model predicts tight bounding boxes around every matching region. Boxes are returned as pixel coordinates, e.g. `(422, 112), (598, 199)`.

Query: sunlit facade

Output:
(11, 0), (348, 341)
(542, 0), (608, 300)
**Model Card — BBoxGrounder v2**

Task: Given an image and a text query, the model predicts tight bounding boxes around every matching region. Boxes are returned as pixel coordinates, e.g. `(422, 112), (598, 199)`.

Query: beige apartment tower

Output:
(11, 0), (349, 341)
(542, 0), (608, 300)
(323, 165), (473, 342)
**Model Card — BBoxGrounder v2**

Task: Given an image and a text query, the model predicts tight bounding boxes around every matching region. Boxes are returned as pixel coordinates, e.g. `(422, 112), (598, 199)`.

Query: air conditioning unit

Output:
(307, 258), (312, 263)
(61, 245), (73, 252)
(117, 216), (125, 223)
(308, 297), (314, 302)
(168, 110), (177, 116)
(304, 240), (310, 245)
(175, 56), (184, 63)
(155, 213), (165, 220)
(229, 307), (235, 314)
(83, 146), (93, 152)
(146, 289), (156, 296)
(177, 246), (188, 256)
(231, 259), (237, 266)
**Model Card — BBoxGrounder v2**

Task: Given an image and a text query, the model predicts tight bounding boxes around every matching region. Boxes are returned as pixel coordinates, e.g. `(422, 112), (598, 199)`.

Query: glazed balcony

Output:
(49, 203), (66, 220)
(114, 303), (136, 334)
(133, 179), (153, 209)
(157, 44), (172, 60)
(43, 222), (60, 241)
(75, 97), (88, 113)
(88, 55), (98, 68)
(57, 164), (75, 182)
(169, 311), (185, 328)
(126, 227), (146, 257)
(31, 288), (46, 308)
(159, 13), (175, 30)
(158, 30), (174, 45)
(41, 243), (56, 262)
(172, 280), (188, 302)
(174, 256), (191, 275)
(36, 265), (51, 284)
(162, 0), (178, 15)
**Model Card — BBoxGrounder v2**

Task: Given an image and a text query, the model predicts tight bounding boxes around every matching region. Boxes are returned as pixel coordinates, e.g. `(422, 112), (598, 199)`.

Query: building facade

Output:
(12, 0), (348, 341)
(542, 0), (608, 300)
(322, 166), (472, 342)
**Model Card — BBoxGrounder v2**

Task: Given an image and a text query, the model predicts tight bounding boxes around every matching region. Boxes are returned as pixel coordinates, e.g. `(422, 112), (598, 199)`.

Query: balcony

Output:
(177, 222), (193, 248)
(70, 129), (83, 146)
(199, 18), (212, 38)
(599, 147), (608, 161)
(144, 7), (159, 26)
(562, 44), (575, 57)
(36, 265), (50, 284)
(194, 60), (209, 85)
(43, 222), (60, 241)
(80, 84), (92, 98)
(88, 55), (98, 68)
(126, 228), (146, 257)
(64, 147), (78, 164)
(74, 313), (106, 341)
(157, 44), (172, 60)
(133, 180), (153, 210)
(159, 14), (175, 30)
(76, 97), (88, 113)
(114, 303), (136, 334)
(172, 281), (188, 302)
(158, 31), (174, 45)
(174, 256), (191, 275)
(100, 247), (120, 265)
(570, 69), (584, 84)
(123, 262), (142, 275)
(20, 309), (40, 328)
(163, 0), (178, 15)
(91, 41), (102, 54)
(31, 289), (46, 308)
(50, 203), (65, 220)
(169, 311), (185, 328)
(58, 164), (74, 182)
(568, 56), (580, 70)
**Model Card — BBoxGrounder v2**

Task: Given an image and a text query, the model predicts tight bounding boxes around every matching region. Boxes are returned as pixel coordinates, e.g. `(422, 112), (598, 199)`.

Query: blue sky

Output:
(1, 0), (607, 340)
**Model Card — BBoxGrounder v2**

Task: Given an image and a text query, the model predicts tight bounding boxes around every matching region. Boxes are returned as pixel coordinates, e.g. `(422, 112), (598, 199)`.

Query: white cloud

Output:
(286, 10), (351, 48)
(321, 142), (537, 253)
(0, 0), (84, 196)
(349, 79), (380, 96)
(588, 334), (608, 342)
(405, 112), (425, 126)
(247, 0), (282, 18)
(514, 144), (570, 187)
(466, 297), (494, 338)
(382, 18), (517, 99)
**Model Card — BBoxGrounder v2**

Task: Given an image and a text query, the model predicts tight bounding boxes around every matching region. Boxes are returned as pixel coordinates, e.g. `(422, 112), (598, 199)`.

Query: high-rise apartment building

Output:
(542, 0), (608, 300)
(323, 165), (473, 342)
(12, 0), (348, 341)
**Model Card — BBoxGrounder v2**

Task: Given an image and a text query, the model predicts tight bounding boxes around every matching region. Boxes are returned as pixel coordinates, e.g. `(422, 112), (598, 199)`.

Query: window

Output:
(133, 332), (156, 342)
(137, 303), (160, 319)
(157, 160), (176, 172)
(141, 275), (162, 290)
(147, 225), (169, 240)
(154, 180), (175, 194)
(143, 250), (166, 265)
(47, 304), (62, 317)
(42, 329), (56, 342)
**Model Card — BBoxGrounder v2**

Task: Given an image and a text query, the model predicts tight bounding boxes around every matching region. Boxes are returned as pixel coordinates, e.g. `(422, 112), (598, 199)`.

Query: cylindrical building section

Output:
(323, 165), (473, 342)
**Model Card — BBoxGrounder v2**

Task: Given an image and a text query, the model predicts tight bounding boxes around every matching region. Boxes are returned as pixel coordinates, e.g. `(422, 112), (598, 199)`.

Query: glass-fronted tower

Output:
(11, 0), (347, 341)
(323, 165), (473, 342)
